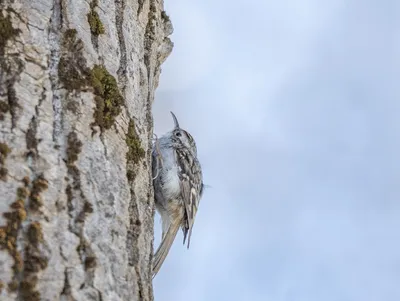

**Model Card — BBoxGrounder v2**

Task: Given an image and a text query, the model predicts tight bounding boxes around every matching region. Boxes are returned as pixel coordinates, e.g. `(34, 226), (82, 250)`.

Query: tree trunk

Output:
(0, 0), (173, 300)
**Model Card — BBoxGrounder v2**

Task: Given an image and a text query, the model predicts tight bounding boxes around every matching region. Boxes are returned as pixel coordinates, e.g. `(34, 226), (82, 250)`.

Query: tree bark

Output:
(0, 0), (173, 300)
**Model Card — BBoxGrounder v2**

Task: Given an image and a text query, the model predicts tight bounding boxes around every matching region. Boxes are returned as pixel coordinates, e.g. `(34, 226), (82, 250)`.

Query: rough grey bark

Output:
(0, 0), (173, 300)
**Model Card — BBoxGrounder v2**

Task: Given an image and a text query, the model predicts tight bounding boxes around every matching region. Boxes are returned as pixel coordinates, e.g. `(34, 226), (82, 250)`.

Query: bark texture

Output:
(0, 0), (173, 300)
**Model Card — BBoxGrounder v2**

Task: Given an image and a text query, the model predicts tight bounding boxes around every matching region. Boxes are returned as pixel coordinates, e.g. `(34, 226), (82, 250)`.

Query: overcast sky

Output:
(152, 1), (400, 300)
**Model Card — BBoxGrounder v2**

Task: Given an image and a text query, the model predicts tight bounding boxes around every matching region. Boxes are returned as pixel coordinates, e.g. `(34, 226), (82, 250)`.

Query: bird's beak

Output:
(170, 111), (180, 129)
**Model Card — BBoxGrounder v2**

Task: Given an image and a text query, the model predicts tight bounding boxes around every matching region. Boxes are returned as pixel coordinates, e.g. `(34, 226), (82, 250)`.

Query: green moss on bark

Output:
(126, 119), (145, 164)
(0, 11), (21, 54)
(66, 132), (83, 165)
(0, 194), (27, 292)
(87, 0), (105, 36)
(0, 142), (11, 164)
(58, 29), (124, 131)
(29, 176), (48, 211)
(90, 65), (124, 130)
(58, 29), (91, 92)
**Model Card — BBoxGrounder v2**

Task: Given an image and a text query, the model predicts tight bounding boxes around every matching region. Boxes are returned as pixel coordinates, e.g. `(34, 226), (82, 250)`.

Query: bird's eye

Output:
(175, 131), (182, 137)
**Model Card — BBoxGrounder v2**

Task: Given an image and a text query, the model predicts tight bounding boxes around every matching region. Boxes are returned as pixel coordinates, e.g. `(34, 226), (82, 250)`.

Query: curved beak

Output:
(170, 111), (180, 129)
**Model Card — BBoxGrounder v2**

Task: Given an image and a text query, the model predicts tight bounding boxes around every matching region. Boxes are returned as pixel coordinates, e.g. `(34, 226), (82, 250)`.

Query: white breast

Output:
(163, 167), (180, 199)
(160, 147), (181, 199)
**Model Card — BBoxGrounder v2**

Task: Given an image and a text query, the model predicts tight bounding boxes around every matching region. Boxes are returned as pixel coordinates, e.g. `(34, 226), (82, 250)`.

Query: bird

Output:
(152, 111), (204, 277)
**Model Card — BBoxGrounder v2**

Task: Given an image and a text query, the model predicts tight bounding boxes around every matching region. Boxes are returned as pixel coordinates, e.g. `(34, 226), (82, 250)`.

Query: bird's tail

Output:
(152, 219), (181, 278)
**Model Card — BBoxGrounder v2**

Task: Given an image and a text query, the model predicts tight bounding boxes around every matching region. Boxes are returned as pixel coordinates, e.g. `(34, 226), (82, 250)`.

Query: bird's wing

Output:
(175, 148), (203, 248)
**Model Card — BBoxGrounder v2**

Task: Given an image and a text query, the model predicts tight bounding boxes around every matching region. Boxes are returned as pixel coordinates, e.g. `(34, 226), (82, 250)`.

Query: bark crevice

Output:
(115, 0), (128, 98)
(49, 0), (63, 144)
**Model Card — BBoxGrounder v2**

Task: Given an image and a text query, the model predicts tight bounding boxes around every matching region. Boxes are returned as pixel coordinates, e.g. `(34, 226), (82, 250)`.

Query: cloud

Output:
(152, 1), (400, 301)
(160, 0), (222, 91)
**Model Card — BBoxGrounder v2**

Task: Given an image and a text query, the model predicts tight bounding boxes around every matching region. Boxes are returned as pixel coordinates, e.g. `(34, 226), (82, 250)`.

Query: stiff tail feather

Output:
(152, 220), (180, 278)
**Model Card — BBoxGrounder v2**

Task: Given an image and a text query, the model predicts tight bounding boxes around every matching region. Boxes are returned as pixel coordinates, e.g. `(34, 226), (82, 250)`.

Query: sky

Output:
(152, 1), (400, 300)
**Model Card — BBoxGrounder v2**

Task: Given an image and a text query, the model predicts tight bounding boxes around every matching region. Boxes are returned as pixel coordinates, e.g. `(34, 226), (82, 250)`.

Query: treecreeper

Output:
(152, 112), (204, 277)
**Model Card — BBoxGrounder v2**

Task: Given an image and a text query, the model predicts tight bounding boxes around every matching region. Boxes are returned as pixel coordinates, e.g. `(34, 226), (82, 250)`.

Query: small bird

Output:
(152, 112), (204, 277)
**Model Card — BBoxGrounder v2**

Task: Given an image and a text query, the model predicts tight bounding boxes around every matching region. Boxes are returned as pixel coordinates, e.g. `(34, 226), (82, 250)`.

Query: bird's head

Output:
(168, 112), (197, 156)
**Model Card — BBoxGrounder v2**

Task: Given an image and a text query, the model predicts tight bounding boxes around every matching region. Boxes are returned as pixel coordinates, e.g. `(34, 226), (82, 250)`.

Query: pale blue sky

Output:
(152, 1), (400, 300)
